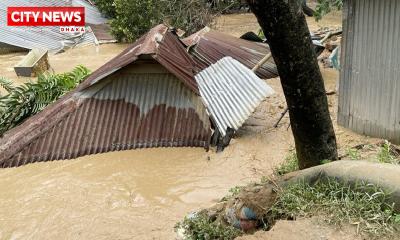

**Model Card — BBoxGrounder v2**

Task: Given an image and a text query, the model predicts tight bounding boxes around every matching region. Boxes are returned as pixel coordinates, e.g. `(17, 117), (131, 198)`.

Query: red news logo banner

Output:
(7, 7), (85, 26)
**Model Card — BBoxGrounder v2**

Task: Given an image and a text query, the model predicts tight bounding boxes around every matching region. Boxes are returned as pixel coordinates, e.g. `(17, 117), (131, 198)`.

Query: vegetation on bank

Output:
(176, 213), (242, 240)
(343, 141), (400, 164)
(177, 178), (400, 240)
(0, 66), (90, 135)
(274, 150), (298, 176)
(178, 141), (400, 240)
(271, 179), (400, 237)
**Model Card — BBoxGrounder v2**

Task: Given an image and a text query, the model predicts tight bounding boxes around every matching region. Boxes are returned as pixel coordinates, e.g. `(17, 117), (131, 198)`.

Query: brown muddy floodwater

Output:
(0, 12), (345, 239)
(0, 39), (293, 240)
(0, 43), (129, 90)
(0, 119), (292, 239)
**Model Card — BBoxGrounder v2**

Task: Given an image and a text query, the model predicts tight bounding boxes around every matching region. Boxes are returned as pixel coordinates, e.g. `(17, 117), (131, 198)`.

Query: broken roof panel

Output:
(184, 27), (279, 79)
(195, 57), (274, 136)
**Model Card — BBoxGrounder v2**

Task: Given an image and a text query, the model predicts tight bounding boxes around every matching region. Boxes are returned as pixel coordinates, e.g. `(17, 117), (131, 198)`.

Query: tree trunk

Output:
(247, 0), (338, 169)
(302, 1), (315, 17)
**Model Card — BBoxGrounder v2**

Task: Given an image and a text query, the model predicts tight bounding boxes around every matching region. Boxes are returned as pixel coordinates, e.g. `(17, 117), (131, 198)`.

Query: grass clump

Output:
(270, 179), (400, 237)
(346, 148), (361, 160)
(176, 213), (242, 240)
(378, 140), (399, 164)
(274, 151), (298, 175)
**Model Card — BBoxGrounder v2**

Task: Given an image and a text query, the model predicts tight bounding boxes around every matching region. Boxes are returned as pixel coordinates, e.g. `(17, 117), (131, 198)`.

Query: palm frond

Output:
(0, 65), (91, 135)
(0, 77), (16, 93)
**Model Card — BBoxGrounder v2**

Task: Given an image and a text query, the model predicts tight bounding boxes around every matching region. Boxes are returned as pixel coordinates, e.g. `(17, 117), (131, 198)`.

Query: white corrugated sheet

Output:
(196, 57), (274, 136)
(0, 0), (106, 53)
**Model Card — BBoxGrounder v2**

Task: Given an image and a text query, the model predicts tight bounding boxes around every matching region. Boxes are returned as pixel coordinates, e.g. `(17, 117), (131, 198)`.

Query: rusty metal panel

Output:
(82, 25), (200, 94)
(183, 27), (278, 79)
(196, 57), (274, 136)
(1, 73), (210, 168)
(338, 0), (400, 144)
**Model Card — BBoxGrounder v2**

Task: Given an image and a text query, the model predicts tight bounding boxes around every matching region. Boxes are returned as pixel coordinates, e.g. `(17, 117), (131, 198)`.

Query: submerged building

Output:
(0, 24), (276, 167)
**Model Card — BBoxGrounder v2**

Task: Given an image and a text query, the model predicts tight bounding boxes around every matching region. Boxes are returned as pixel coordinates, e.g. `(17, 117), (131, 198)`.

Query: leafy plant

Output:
(274, 150), (299, 175)
(0, 66), (90, 135)
(94, 0), (216, 42)
(346, 148), (361, 160)
(176, 213), (242, 240)
(377, 140), (399, 164)
(315, 0), (343, 20)
(270, 179), (400, 236)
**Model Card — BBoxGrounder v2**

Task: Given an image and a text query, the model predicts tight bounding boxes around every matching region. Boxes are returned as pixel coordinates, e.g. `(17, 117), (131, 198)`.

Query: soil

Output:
(236, 217), (362, 240)
(0, 11), (388, 240)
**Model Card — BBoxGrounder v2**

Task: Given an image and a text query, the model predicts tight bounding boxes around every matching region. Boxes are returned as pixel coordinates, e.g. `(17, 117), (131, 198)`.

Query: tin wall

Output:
(338, 0), (400, 144)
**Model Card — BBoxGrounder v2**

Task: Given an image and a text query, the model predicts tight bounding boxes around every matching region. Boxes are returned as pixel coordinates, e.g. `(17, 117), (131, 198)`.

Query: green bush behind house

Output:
(93, 0), (216, 42)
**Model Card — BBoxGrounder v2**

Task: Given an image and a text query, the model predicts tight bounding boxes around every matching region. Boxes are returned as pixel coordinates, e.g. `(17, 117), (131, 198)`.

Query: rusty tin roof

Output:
(0, 24), (278, 167)
(183, 27), (278, 79)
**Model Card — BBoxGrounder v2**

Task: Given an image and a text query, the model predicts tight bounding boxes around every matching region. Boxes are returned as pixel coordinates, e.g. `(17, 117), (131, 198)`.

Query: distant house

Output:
(338, 0), (400, 144)
(0, 0), (114, 53)
(0, 25), (276, 167)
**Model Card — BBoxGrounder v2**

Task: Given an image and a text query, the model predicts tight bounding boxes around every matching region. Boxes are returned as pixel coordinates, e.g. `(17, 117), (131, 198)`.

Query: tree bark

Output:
(302, 1), (315, 17)
(247, 0), (338, 169)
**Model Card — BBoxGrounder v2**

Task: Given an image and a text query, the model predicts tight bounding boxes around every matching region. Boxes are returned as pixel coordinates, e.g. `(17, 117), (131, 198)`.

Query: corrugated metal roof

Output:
(1, 71), (210, 167)
(0, 25), (211, 167)
(338, 0), (400, 144)
(184, 27), (279, 79)
(196, 57), (274, 136)
(72, 0), (107, 25)
(0, 25), (278, 167)
(0, 0), (107, 53)
(82, 24), (201, 94)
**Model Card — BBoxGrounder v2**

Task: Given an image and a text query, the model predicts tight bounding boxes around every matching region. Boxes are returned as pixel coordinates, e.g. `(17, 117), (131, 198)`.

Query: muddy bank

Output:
(236, 217), (361, 240)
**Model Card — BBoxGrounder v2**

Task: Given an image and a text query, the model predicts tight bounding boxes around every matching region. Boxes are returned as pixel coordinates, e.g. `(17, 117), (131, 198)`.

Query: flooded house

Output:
(0, 24), (276, 168)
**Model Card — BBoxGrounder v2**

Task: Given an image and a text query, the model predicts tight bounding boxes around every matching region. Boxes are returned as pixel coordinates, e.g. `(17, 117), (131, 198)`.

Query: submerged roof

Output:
(196, 57), (274, 136)
(0, 0), (108, 53)
(81, 24), (200, 94)
(0, 24), (277, 167)
(0, 24), (204, 166)
(183, 27), (279, 79)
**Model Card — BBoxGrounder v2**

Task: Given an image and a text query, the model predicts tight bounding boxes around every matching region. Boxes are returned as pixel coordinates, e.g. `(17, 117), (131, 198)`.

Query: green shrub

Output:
(377, 140), (399, 164)
(315, 0), (343, 20)
(176, 213), (242, 240)
(274, 151), (299, 175)
(270, 179), (400, 236)
(94, 0), (215, 42)
(346, 148), (361, 160)
(92, 0), (116, 18)
(0, 66), (90, 135)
